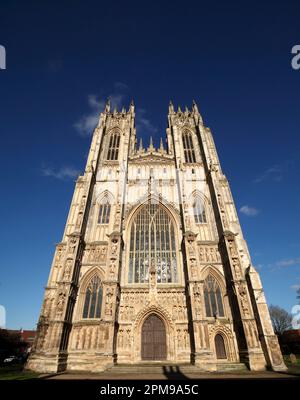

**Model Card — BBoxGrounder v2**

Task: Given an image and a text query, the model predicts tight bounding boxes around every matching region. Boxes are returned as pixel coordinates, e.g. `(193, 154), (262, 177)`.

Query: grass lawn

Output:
(0, 364), (40, 380)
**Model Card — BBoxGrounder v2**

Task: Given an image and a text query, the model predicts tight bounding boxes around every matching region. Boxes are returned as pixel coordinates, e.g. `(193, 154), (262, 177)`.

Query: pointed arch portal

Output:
(141, 314), (167, 360)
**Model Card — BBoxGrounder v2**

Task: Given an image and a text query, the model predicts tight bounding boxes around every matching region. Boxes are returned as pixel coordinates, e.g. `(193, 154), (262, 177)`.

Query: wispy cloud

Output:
(253, 165), (283, 183)
(291, 284), (300, 291)
(253, 160), (294, 183)
(275, 258), (300, 268)
(239, 205), (259, 216)
(41, 166), (80, 181)
(74, 83), (158, 137)
(74, 83), (128, 136)
(136, 108), (158, 136)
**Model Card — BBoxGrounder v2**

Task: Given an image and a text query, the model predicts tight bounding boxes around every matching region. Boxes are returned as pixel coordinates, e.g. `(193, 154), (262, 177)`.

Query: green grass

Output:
(283, 354), (300, 376)
(0, 364), (40, 380)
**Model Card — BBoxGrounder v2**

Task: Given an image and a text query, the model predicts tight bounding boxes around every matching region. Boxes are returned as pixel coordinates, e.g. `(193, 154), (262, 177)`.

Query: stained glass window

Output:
(183, 131), (196, 163)
(82, 275), (102, 318)
(204, 275), (224, 317)
(128, 203), (177, 283)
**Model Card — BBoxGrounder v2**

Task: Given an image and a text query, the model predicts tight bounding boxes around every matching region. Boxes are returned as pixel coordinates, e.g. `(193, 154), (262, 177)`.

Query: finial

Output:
(105, 97), (110, 112)
(159, 137), (165, 153)
(148, 136), (155, 152)
(139, 138), (144, 152)
(178, 105), (182, 113)
(192, 99), (199, 113)
(169, 100), (174, 113)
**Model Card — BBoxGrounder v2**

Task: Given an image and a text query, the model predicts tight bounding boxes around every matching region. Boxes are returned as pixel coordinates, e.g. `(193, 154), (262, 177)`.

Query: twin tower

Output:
(27, 101), (286, 373)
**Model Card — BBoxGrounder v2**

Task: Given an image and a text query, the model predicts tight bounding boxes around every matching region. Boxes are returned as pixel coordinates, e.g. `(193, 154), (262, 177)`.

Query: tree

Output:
(269, 305), (292, 335)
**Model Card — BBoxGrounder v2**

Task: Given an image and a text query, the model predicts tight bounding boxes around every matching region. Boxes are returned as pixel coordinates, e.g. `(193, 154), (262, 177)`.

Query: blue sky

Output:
(0, 0), (300, 329)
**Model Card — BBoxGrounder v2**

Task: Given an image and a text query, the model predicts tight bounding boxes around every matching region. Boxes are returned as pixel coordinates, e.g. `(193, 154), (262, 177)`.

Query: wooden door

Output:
(141, 314), (166, 360)
(215, 334), (227, 359)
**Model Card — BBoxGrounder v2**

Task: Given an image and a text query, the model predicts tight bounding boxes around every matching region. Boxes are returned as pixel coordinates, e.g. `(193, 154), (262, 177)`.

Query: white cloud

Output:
(253, 161), (294, 184)
(291, 284), (300, 290)
(74, 83), (128, 136)
(74, 83), (158, 137)
(136, 108), (158, 136)
(239, 205), (259, 216)
(275, 258), (300, 268)
(42, 166), (80, 180)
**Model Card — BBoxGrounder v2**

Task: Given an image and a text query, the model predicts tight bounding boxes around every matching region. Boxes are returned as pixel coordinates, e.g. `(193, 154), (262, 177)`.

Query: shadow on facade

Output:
(162, 365), (189, 379)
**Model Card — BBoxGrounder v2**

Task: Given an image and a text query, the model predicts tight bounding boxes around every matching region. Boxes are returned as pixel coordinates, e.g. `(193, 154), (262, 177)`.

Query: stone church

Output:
(27, 100), (286, 373)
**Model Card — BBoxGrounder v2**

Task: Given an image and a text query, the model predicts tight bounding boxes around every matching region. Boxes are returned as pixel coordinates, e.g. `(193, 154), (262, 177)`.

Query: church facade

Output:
(26, 101), (286, 373)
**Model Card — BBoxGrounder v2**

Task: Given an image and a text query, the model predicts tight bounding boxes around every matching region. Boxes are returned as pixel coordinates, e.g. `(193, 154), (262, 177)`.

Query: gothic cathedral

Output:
(27, 101), (286, 373)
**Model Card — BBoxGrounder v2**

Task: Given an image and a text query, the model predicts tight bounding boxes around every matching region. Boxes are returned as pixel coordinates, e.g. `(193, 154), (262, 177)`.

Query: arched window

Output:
(215, 334), (227, 359)
(98, 197), (111, 224)
(204, 275), (224, 317)
(107, 131), (120, 160)
(82, 275), (103, 318)
(193, 197), (207, 224)
(128, 203), (177, 284)
(182, 131), (196, 163)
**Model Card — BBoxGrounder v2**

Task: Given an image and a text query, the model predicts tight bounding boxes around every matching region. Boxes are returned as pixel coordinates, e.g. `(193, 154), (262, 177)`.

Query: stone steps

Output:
(216, 363), (248, 371)
(104, 362), (248, 374)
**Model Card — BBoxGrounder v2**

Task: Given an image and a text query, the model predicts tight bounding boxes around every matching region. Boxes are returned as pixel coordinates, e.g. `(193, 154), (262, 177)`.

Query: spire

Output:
(139, 138), (144, 153)
(178, 105), (182, 113)
(105, 97), (110, 112)
(185, 105), (189, 113)
(159, 137), (165, 153)
(192, 99), (199, 113)
(129, 99), (135, 113)
(148, 136), (155, 152)
(169, 100), (174, 113)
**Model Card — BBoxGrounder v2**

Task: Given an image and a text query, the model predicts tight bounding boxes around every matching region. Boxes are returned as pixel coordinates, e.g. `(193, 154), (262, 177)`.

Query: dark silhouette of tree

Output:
(0, 329), (22, 356)
(269, 305), (292, 335)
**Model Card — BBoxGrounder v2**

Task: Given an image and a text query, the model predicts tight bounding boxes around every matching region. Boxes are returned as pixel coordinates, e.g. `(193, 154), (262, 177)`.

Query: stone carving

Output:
(56, 291), (67, 316)
(177, 328), (189, 349)
(109, 260), (117, 279)
(237, 283), (251, 317)
(75, 212), (83, 230)
(68, 237), (77, 255)
(84, 244), (107, 263)
(55, 245), (65, 263)
(198, 245), (220, 263)
(63, 259), (72, 280)
(105, 287), (114, 316)
(190, 258), (197, 279)
(79, 194), (87, 212)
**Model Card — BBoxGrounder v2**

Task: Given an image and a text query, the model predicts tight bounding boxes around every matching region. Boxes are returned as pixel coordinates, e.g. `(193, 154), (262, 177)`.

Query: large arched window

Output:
(98, 196), (111, 224)
(82, 275), (103, 318)
(128, 203), (177, 284)
(182, 131), (196, 163)
(193, 197), (207, 224)
(204, 275), (224, 317)
(107, 131), (120, 160)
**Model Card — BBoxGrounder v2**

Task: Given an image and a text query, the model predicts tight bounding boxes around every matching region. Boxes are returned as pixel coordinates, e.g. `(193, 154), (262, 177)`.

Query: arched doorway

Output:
(215, 334), (227, 359)
(141, 314), (167, 360)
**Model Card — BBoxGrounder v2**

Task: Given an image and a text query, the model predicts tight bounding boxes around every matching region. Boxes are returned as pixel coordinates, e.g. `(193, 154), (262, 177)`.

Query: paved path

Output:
(41, 370), (300, 380)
